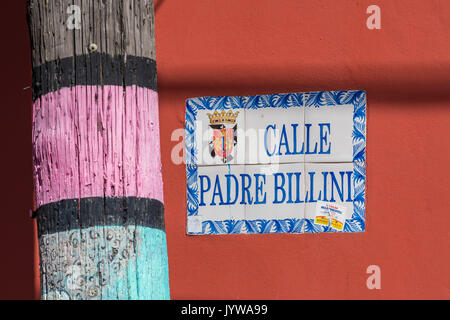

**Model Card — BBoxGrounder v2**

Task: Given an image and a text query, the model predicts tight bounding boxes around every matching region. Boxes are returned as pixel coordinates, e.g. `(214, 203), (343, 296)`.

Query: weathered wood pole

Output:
(27, 0), (170, 300)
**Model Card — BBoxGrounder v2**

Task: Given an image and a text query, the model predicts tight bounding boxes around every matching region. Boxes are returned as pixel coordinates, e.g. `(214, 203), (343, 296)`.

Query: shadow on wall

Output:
(0, 0), (37, 300)
(155, 0), (166, 12)
(157, 62), (450, 105)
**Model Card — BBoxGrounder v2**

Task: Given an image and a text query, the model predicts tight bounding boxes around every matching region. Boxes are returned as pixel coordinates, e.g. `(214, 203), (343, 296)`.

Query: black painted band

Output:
(32, 53), (157, 101)
(36, 197), (165, 235)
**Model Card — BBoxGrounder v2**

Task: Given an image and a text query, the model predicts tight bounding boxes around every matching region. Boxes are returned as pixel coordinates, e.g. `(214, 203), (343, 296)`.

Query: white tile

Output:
(244, 163), (306, 223)
(304, 163), (355, 222)
(245, 106), (304, 164)
(187, 216), (203, 234)
(304, 103), (354, 162)
(194, 108), (246, 166)
(195, 164), (246, 222)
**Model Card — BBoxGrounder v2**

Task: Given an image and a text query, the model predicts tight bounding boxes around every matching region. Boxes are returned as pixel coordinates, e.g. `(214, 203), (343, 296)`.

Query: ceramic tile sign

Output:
(185, 90), (366, 235)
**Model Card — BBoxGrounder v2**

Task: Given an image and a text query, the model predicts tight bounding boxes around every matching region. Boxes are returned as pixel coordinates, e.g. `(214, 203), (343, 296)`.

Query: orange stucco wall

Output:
(0, 0), (448, 299)
(156, 0), (449, 299)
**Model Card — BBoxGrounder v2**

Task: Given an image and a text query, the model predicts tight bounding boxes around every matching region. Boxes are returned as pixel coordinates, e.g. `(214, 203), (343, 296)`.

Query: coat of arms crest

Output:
(207, 110), (239, 163)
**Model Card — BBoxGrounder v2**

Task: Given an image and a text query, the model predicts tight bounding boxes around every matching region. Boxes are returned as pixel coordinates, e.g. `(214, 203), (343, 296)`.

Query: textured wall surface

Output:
(154, 0), (449, 299)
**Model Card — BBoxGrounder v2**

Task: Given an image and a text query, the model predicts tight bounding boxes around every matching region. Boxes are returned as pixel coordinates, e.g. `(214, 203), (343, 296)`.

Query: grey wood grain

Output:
(28, 0), (156, 67)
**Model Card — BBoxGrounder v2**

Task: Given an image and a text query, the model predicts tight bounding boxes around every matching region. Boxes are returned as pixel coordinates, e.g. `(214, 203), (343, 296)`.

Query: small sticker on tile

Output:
(314, 201), (331, 227)
(187, 216), (203, 234)
(314, 201), (347, 231)
(329, 203), (347, 231)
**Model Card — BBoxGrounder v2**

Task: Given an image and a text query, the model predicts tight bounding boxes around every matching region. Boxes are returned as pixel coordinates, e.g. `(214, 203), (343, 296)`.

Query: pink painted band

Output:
(33, 85), (164, 207)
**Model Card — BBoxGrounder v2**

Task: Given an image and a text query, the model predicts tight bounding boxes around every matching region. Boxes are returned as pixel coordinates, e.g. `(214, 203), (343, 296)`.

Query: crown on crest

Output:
(207, 110), (239, 125)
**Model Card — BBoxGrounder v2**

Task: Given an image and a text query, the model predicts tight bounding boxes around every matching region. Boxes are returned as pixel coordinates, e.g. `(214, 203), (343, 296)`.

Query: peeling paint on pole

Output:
(27, 0), (170, 300)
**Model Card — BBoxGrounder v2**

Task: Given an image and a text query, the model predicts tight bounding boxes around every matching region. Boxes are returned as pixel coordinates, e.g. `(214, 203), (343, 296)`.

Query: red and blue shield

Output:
(213, 128), (234, 158)
(209, 125), (237, 163)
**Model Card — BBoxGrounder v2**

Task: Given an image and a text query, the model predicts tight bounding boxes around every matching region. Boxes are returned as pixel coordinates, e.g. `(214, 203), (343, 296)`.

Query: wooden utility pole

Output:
(27, 0), (170, 300)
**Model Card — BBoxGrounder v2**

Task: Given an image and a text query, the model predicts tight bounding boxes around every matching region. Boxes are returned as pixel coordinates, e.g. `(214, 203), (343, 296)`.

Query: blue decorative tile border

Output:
(186, 90), (366, 235)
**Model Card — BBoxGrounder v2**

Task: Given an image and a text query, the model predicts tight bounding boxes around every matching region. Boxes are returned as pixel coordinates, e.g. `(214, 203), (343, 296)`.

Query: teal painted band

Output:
(39, 226), (170, 300)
